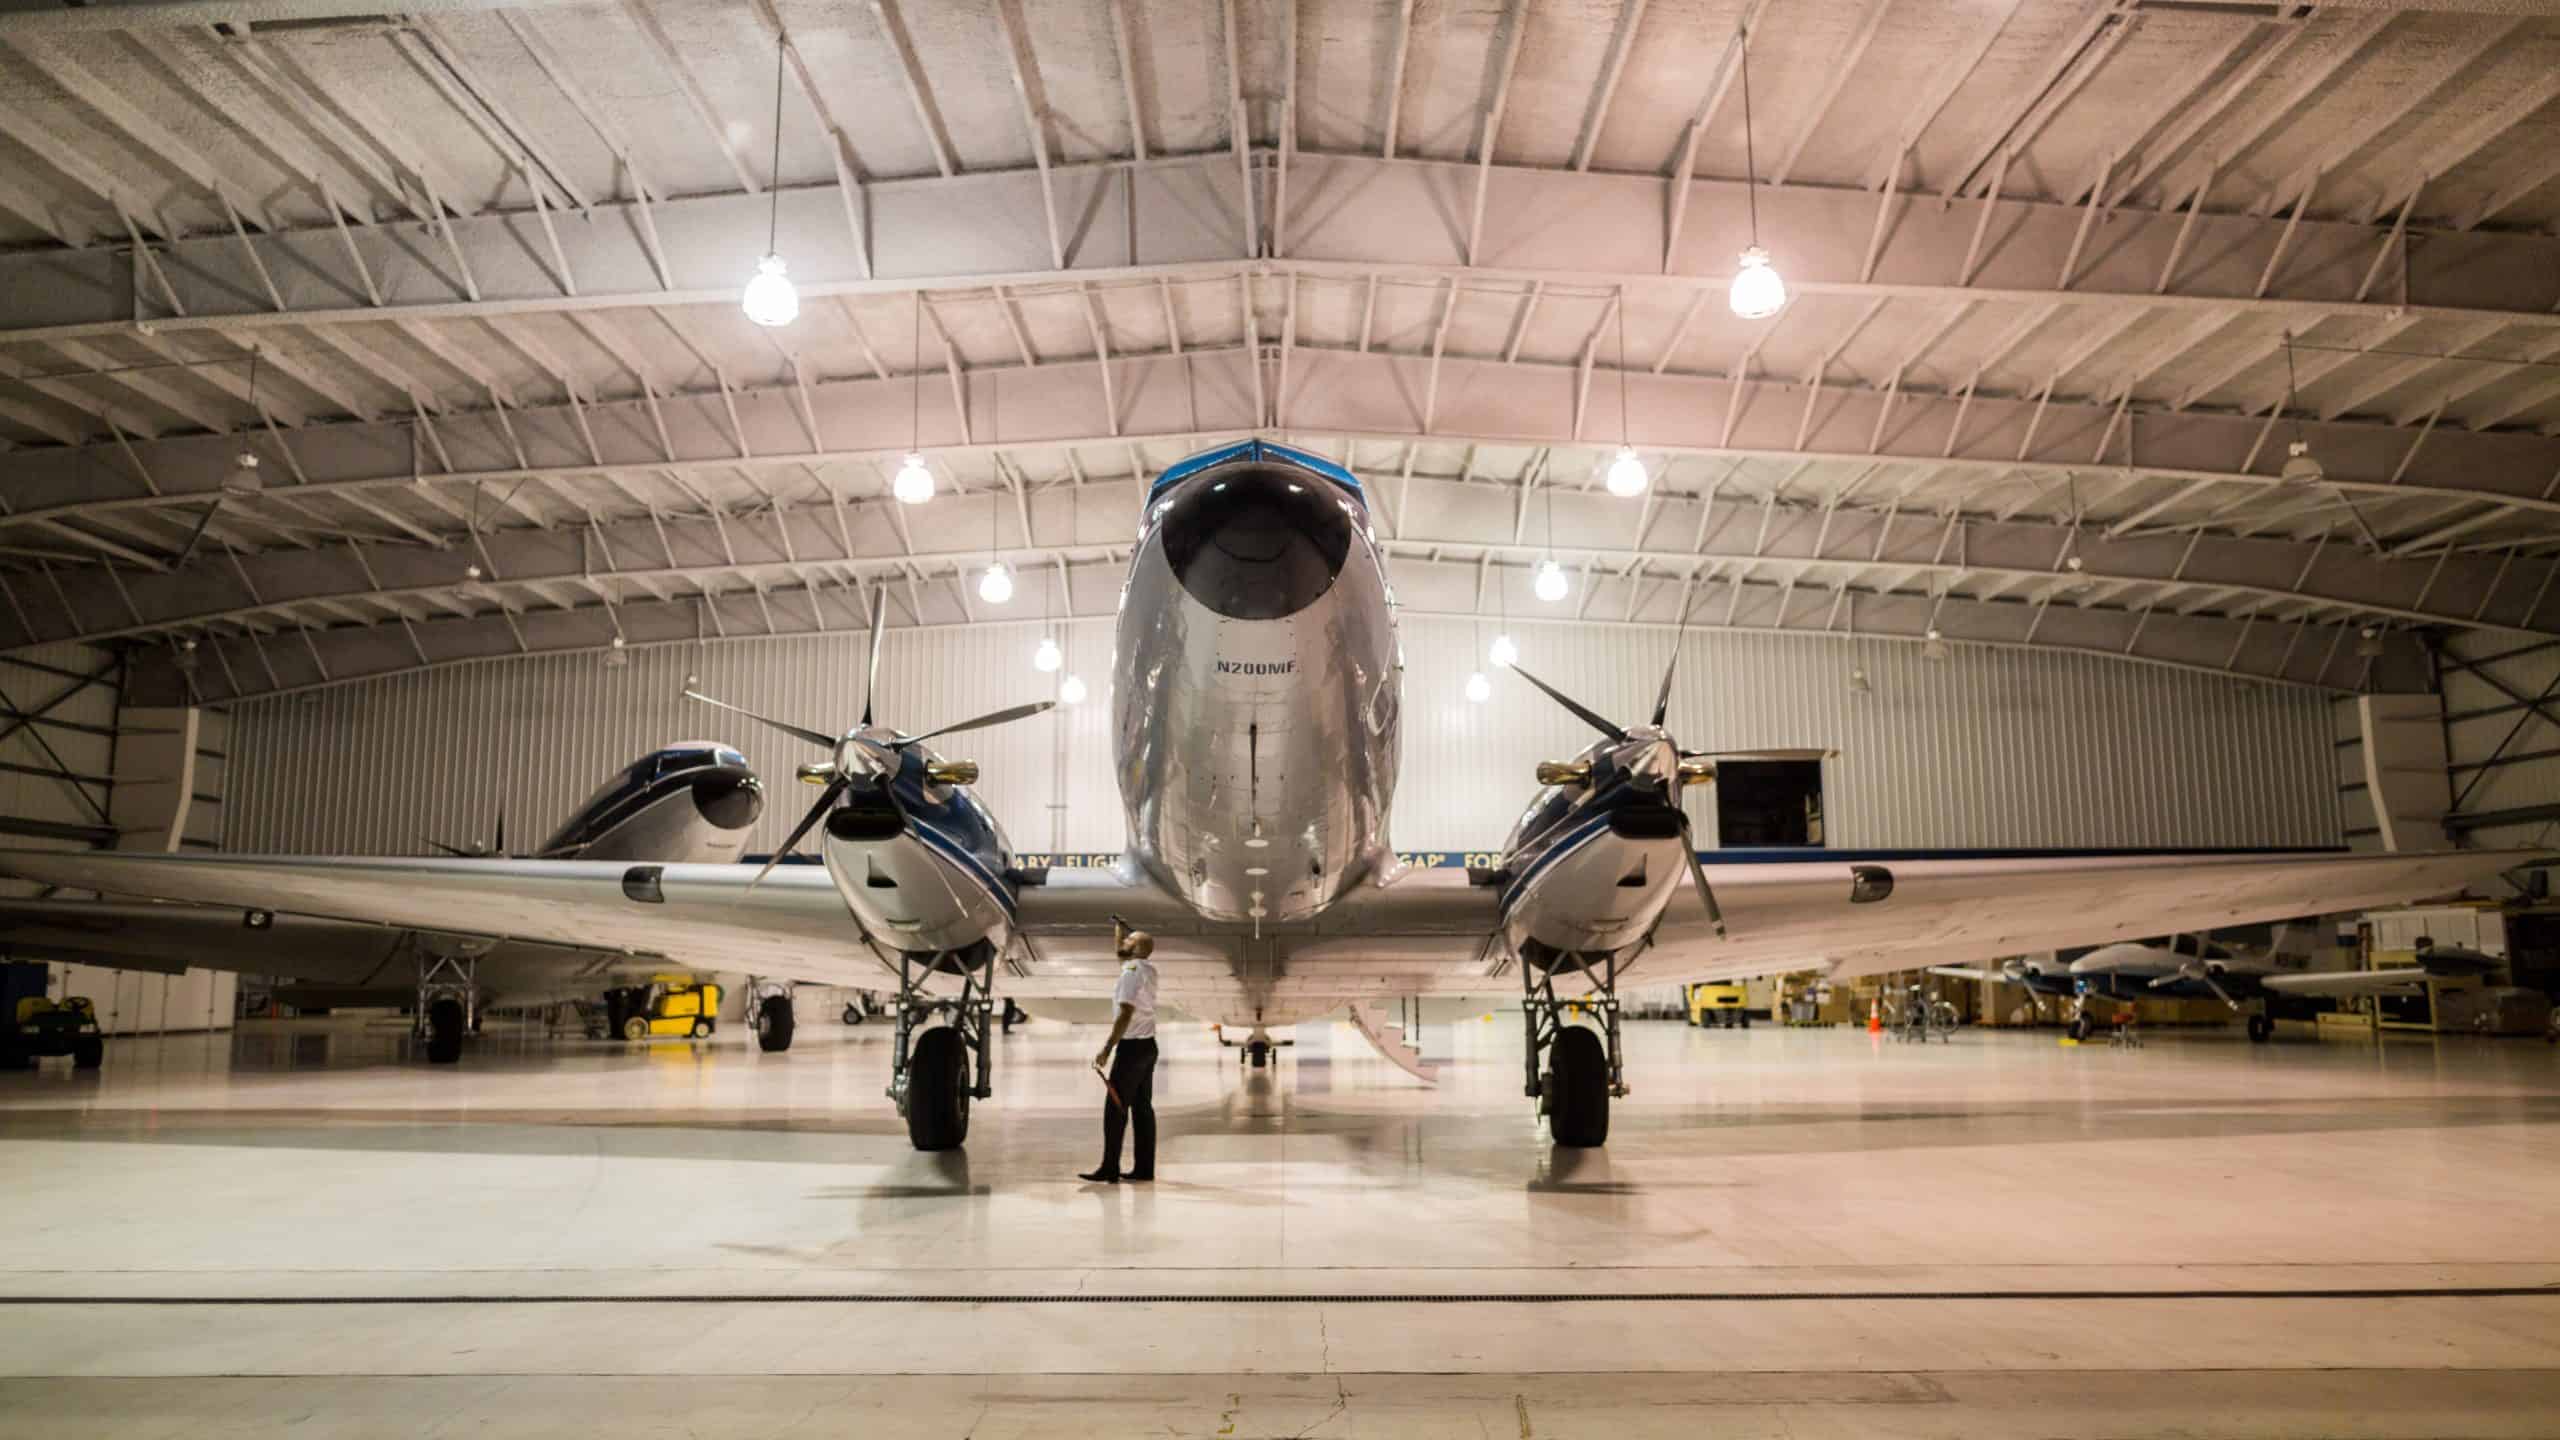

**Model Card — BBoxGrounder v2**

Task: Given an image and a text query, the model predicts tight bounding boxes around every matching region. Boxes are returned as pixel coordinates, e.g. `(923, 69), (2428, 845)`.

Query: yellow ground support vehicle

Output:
(1686, 982), (1751, 1028)
(598, 978), (721, 1041)
(3, 995), (105, 1069)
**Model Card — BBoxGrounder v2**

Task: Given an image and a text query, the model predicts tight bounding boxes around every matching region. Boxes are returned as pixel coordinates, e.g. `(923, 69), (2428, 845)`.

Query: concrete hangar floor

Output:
(0, 1014), (2556, 1439)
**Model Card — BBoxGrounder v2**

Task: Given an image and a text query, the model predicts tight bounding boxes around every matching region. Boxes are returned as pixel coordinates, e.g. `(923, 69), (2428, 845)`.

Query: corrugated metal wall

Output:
(228, 618), (2342, 856)
(3, 642), (237, 1032)
(1, 641), (116, 848)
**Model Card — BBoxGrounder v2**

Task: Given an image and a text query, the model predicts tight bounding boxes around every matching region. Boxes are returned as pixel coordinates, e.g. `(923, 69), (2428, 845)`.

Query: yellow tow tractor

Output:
(3, 995), (105, 1069)
(595, 977), (722, 1042)
(1686, 982), (1752, 1029)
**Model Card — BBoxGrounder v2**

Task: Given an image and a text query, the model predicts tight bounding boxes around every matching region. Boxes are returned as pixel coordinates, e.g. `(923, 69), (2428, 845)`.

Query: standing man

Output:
(1081, 918), (1159, 1184)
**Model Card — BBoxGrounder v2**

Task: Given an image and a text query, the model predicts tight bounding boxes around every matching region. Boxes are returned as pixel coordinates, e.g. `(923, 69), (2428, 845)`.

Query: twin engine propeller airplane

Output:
(0, 440), (2544, 1150)
(1934, 925), (2508, 1042)
(0, 743), (770, 1062)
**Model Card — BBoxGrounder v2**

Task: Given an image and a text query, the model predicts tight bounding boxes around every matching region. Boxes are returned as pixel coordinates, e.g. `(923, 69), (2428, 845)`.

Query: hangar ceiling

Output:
(1, 0), (2558, 704)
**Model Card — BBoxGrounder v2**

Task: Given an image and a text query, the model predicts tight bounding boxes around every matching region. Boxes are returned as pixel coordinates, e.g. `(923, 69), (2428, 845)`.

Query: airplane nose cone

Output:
(1161, 464), (1354, 619)
(693, 770), (764, 831)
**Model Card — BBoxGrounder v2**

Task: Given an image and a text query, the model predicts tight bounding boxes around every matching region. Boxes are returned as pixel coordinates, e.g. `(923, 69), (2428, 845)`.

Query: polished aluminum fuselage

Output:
(1112, 470), (1400, 925)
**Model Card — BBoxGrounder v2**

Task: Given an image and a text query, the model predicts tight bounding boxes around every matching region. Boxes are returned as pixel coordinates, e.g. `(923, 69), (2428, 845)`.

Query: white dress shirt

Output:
(1111, 956), (1159, 1040)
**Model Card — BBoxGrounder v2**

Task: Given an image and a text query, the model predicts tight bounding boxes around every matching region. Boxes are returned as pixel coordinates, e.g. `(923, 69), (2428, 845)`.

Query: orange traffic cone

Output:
(1867, 1000), (1882, 1035)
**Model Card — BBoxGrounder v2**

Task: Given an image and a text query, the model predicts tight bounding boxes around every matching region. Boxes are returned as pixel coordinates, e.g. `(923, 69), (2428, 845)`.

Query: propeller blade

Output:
(860, 584), (887, 729)
(683, 690), (838, 750)
(1506, 664), (1626, 742)
(2197, 969), (2240, 1012)
(746, 777), (848, 896)
(893, 700), (1057, 749)
(1676, 817), (1728, 940)
(1651, 610), (1690, 728)
(1678, 747), (1837, 763)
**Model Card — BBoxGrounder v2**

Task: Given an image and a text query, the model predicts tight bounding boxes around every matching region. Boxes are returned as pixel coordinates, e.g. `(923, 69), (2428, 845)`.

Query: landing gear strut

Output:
(1520, 943), (1625, 1148)
(888, 942), (997, 1151)
(747, 978), (795, 1053)
(414, 950), (477, 1065)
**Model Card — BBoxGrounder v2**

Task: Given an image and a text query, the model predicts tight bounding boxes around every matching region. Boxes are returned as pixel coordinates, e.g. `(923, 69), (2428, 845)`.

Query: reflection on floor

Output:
(2, 1012), (2557, 1437)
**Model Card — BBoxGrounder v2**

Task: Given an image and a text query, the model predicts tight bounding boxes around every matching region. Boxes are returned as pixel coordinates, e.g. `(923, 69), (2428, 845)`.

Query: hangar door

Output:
(1715, 761), (1825, 847)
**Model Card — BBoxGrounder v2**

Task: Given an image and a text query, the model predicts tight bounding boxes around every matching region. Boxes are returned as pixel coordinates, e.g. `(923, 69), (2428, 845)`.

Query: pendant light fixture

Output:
(893, 291), (936, 504)
(222, 346), (265, 495)
(1058, 672), (1089, 706)
(1534, 479), (1569, 602)
(1033, 550), (1061, 672)
(741, 34), (799, 328)
(1489, 579), (1517, 667)
(1604, 286), (1650, 497)
(1466, 670), (1492, 703)
(978, 376), (1011, 603)
(1728, 25), (1787, 321)
(2278, 332), (2324, 484)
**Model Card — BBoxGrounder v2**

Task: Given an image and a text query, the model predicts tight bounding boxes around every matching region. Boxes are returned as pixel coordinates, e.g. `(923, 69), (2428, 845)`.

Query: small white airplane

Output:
(0, 742), (776, 1061)
(1934, 924), (2506, 1041)
(2, 441), (2543, 1151)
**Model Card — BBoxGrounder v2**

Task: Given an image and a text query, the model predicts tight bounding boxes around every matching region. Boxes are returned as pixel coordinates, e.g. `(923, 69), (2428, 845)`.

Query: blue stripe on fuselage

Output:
(907, 817), (1020, 921)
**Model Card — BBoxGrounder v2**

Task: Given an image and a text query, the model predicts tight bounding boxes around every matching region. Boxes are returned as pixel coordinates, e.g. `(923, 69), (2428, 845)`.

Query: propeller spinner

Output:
(682, 585), (1053, 892)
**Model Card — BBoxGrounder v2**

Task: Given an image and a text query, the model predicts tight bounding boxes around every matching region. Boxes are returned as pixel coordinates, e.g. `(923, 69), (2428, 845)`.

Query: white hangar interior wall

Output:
(3, 642), (237, 1035)
(226, 617), (2342, 859)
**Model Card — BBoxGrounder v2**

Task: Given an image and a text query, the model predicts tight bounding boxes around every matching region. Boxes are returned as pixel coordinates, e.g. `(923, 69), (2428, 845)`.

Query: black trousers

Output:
(1100, 1036), (1158, 1176)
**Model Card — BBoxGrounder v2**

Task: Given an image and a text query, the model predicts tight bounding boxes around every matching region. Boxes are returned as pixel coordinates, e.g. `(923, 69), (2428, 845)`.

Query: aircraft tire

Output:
(757, 995), (797, 1053)
(906, 1025), (971, 1151)
(2247, 1014), (2274, 1043)
(426, 998), (466, 1065)
(1546, 1026), (1610, 1148)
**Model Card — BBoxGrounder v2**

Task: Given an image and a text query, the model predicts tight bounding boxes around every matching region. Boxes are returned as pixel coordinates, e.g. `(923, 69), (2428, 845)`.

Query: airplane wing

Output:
(1924, 965), (2019, 984)
(1241, 848), (2541, 1007)
(1624, 849), (2539, 991)
(0, 850), (892, 989)
(2257, 967), (2434, 997)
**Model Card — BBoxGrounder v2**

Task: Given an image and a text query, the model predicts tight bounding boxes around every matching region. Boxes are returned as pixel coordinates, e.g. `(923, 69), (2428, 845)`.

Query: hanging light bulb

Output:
(1465, 671), (1492, 703)
(1032, 636), (1062, 672)
(1489, 632), (1519, 668)
(1603, 445), (1649, 498)
(740, 39), (797, 327)
(978, 560), (1013, 605)
(224, 345), (265, 494)
(893, 452), (935, 504)
(1730, 245), (1786, 320)
(1848, 665), (1872, 695)
(1534, 559), (1569, 603)
(1922, 627), (1950, 662)
(1058, 673), (1089, 705)
(741, 254), (799, 328)
(604, 634), (631, 669)
(2280, 438), (2325, 485)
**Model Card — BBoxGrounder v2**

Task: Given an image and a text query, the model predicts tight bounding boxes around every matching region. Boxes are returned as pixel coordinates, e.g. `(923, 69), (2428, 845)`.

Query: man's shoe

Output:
(1123, 1171), (1154, 1183)
(1078, 1168), (1120, 1184)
